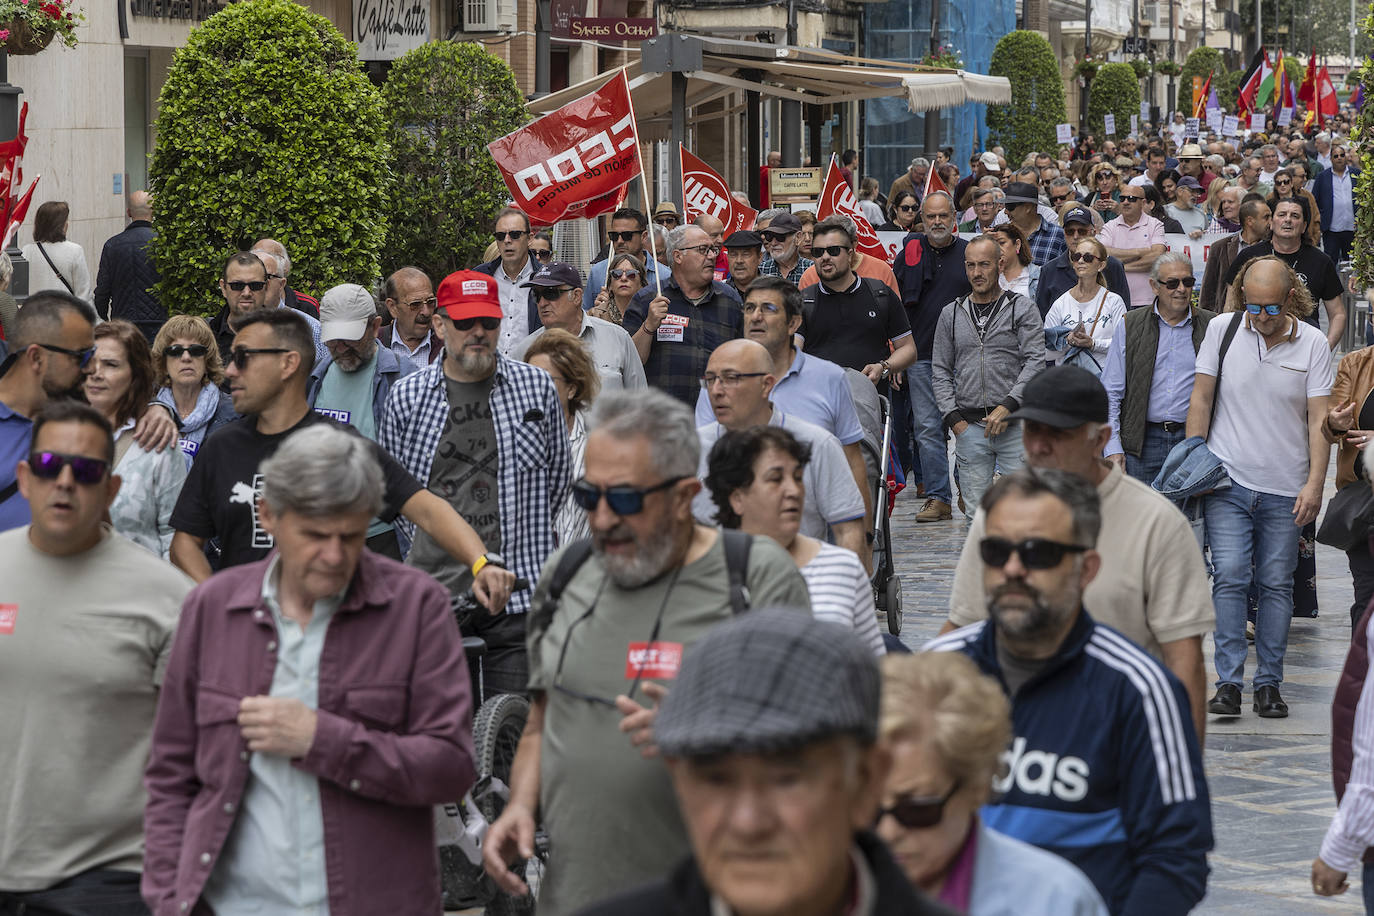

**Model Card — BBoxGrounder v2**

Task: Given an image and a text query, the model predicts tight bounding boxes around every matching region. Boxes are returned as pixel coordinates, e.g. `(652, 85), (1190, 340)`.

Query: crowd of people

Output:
(1, 107), (1374, 916)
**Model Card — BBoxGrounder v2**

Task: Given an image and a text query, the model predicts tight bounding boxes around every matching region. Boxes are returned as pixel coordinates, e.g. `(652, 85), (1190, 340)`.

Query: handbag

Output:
(1316, 481), (1374, 551)
(35, 241), (75, 295)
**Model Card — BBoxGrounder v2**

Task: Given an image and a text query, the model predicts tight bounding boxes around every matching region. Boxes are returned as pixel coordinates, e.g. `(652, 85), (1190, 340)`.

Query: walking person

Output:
(23, 201), (92, 303)
(1043, 237), (1127, 372)
(152, 315), (237, 467)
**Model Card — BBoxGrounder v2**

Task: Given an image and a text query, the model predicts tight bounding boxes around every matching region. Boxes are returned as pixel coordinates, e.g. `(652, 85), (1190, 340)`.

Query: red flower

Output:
(40, 2), (62, 19)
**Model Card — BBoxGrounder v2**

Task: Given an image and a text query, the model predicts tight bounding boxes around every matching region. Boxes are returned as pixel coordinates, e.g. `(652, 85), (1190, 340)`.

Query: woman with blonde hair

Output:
(878, 652), (1107, 914)
(524, 328), (600, 545)
(1043, 237), (1126, 372)
(1079, 163), (1121, 222)
(152, 314), (236, 466)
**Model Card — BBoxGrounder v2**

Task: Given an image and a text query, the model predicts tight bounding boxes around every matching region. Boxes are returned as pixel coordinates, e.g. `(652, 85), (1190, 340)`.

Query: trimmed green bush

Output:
(382, 42), (528, 281)
(1088, 63), (1141, 141)
(1350, 2), (1374, 284)
(1175, 47), (1226, 115)
(149, 0), (391, 317)
(986, 30), (1065, 163)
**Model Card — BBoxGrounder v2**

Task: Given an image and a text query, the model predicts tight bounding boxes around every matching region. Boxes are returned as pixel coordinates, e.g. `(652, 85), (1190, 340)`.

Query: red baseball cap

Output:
(437, 270), (503, 322)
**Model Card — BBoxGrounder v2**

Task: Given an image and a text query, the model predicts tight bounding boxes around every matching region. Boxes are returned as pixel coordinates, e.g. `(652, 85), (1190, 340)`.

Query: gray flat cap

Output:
(654, 607), (880, 758)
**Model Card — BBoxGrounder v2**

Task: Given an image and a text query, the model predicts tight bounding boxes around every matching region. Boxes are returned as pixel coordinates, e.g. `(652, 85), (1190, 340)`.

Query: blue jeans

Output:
(1364, 861), (1374, 913)
(905, 361), (950, 502)
(1206, 481), (1302, 689)
(953, 422), (1024, 519)
(1125, 423), (1185, 487)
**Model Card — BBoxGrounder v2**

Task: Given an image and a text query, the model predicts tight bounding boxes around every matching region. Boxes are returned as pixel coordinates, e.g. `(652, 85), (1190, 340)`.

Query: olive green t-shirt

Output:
(526, 530), (811, 916)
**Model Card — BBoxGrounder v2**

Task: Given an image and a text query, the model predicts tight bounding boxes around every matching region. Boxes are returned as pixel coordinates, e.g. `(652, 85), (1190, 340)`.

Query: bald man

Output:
(252, 237), (320, 319)
(93, 191), (165, 341)
(693, 339), (867, 560)
(694, 213), (729, 281)
(381, 266), (441, 365)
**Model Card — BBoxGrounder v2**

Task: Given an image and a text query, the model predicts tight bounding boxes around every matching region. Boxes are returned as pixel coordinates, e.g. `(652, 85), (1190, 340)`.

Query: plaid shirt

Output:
(1027, 218), (1068, 267)
(759, 255), (814, 285)
(379, 354), (571, 615)
(623, 276), (744, 406)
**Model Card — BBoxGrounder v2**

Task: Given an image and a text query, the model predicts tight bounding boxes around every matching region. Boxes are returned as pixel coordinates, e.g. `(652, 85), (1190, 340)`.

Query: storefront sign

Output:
(569, 17), (657, 40)
(768, 168), (821, 199)
(355, 0), (428, 60)
(128, 0), (226, 21)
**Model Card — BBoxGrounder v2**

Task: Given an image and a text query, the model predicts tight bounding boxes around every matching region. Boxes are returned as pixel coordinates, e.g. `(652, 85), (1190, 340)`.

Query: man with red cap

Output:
(382, 270), (570, 694)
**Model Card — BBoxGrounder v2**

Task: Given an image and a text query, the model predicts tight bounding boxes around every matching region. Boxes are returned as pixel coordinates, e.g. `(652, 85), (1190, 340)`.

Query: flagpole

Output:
(640, 142), (661, 298)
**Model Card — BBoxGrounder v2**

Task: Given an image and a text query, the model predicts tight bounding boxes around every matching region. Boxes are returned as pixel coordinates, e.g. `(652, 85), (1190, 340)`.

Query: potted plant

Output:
(1156, 60), (1182, 76)
(920, 44), (965, 70)
(1074, 55), (1104, 80)
(0, 0), (83, 54)
(1129, 58), (1150, 79)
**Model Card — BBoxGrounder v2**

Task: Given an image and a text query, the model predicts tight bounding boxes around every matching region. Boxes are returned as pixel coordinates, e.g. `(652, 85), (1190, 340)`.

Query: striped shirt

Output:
(1322, 611), (1374, 870)
(799, 541), (884, 656)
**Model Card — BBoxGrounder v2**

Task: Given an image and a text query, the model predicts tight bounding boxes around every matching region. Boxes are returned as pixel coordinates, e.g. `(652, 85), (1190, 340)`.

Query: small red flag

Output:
(817, 155), (888, 261)
(680, 146), (756, 234)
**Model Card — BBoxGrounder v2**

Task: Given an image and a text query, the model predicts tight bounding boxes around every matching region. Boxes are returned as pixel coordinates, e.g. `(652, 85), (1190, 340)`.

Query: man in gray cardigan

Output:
(932, 235), (1046, 518)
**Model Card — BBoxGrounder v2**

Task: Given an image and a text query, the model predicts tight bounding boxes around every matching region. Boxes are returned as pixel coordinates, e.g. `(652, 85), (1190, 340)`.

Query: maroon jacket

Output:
(1333, 546), (1374, 867)
(142, 549), (475, 916)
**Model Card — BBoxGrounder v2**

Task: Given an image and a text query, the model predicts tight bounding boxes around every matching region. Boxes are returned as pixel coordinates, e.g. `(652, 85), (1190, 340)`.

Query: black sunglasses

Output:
(877, 783), (961, 830)
(1160, 276), (1196, 289)
(226, 280), (266, 292)
(1050, 194), (1071, 204)
(229, 346), (289, 369)
(980, 537), (1087, 570)
(534, 286), (573, 301)
(608, 231), (641, 242)
(897, 204), (919, 212)
(165, 344), (209, 359)
(449, 315), (502, 331)
(38, 343), (95, 368)
(570, 476), (687, 515)
(811, 245), (850, 258)
(760, 231), (793, 243)
(1118, 193), (1145, 202)
(493, 230), (527, 241)
(1070, 252), (1100, 263)
(27, 450), (109, 485)
(532, 249), (554, 261)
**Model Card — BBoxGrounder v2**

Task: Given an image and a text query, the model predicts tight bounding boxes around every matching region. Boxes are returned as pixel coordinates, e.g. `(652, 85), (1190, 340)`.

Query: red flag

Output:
(487, 71), (641, 227)
(816, 155), (887, 261)
(1298, 51), (1318, 107)
(923, 165), (948, 199)
(1316, 65), (1340, 124)
(680, 146), (756, 234)
(3, 174), (39, 250)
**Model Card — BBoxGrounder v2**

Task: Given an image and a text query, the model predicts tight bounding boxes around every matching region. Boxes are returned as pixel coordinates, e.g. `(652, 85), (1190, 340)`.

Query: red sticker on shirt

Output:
(625, 641), (684, 680)
(0, 604), (15, 635)
(904, 238), (924, 267)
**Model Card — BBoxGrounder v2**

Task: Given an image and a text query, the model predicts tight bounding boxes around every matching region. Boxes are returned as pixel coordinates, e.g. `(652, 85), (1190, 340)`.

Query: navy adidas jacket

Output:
(926, 612), (1212, 916)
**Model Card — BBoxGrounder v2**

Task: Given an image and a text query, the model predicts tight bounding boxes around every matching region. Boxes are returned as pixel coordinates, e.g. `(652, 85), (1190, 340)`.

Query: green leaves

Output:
(986, 30), (1066, 164)
(1351, 3), (1374, 286)
(1174, 47), (1225, 116)
(1088, 63), (1141, 142)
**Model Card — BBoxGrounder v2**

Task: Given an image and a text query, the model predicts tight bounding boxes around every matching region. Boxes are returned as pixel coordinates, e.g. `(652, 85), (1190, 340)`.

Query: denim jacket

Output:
(1152, 435), (1232, 500)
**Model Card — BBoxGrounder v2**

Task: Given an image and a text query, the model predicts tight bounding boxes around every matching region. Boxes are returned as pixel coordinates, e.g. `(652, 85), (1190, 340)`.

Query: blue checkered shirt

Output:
(623, 276), (744, 406)
(379, 354), (571, 615)
(1027, 218), (1068, 267)
(759, 256), (814, 284)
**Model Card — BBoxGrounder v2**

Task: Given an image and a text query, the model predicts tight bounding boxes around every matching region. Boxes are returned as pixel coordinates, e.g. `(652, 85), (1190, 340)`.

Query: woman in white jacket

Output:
(22, 200), (92, 303)
(1043, 236), (1127, 372)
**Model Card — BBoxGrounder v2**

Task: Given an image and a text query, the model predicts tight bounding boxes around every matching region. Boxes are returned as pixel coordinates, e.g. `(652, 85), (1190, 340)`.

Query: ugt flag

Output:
(681, 146), (756, 234)
(817, 154), (889, 262)
(488, 71), (641, 226)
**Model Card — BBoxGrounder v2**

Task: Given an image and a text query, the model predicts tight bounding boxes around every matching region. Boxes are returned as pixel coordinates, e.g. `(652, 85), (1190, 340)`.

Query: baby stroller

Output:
(844, 370), (902, 636)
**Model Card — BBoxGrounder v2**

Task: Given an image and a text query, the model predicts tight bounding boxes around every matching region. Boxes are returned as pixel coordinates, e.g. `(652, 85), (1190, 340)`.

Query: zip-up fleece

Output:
(931, 290), (1046, 429)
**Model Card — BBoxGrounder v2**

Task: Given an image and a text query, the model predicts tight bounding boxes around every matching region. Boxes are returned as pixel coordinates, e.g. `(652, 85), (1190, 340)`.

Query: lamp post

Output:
(1081, 0), (1091, 135)
(0, 51), (27, 298)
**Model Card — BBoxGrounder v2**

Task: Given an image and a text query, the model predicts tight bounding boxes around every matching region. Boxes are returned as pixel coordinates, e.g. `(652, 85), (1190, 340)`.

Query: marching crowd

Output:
(2, 109), (1374, 916)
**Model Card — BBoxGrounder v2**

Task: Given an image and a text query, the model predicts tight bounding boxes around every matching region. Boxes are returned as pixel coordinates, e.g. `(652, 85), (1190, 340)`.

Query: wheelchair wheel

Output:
(473, 693), (540, 916)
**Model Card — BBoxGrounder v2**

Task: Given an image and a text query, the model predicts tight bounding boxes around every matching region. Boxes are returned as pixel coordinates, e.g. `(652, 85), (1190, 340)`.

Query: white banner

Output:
(1056, 123), (1073, 144)
(1163, 231), (1230, 281)
(1104, 114), (1116, 136)
(1223, 115), (1239, 137)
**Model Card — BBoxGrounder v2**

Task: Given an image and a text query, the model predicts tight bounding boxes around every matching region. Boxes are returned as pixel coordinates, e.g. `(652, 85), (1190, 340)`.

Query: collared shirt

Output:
(759, 255), (814, 285)
(711, 846), (877, 916)
(693, 347), (865, 445)
(378, 354), (571, 614)
(1097, 213), (1164, 309)
(1323, 610), (1374, 871)
(511, 313), (647, 391)
(622, 276), (744, 406)
(1101, 305), (1197, 457)
(1331, 168), (1357, 232)
(1026, 217), (1068, 267)
(0, 399), (33, 532)
(388, 328), (437, 366)
(493, 259), (534, 355)
(202, 554), (339, 916)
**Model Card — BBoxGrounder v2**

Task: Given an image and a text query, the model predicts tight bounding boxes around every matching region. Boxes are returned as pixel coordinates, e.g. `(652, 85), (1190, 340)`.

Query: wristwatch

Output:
(879, 359), (891, 380)
(471, 552), (507, 577)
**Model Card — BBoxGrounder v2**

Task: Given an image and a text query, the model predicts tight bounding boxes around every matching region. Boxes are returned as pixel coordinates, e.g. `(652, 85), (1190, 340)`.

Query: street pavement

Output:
(889, 469), (1364, 914)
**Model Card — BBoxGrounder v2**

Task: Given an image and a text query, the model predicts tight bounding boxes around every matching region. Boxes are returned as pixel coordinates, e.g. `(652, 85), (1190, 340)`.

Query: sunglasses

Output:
(1275, 179), (1292, 186)
(1160, 276), (1196, 289)
(38, 343), (95, 367)
(897, 204), (919, 213)
(811, 245), (849, 258)
(397, 296), (438, 311)
(570, 475), (687, 515)
(449, 315), (502, 331)
(1118, 194), (1145, 202)
(27, 450), (109, 485)
(229, 346), (289, 369)
(1246, 302), (1283, 316)
(1070, 252), (1100, 263)
(760, 231), (793, 243)
(979, 536), (1087, 570)
(610, 268), (640, 280)
(226, 280), (266, 292)
(876, 783), (961, 830)
(492, 230), (527, 241)
(532, 249), (554, 261)
(655, 217), (679, 225)
(608, 231), (641, 242)
(534, 286), (572, 301)
(1050, 194), (1071, 204)
(165, 344), (210, 359)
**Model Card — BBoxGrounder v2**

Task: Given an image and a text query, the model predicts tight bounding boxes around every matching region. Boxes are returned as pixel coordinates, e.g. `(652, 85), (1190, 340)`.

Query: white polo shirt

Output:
(1196, 313), (1333, 497)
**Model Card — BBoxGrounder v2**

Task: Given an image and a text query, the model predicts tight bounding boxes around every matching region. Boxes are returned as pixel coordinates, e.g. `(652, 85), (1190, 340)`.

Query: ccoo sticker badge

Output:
(0, 604), (16, 635)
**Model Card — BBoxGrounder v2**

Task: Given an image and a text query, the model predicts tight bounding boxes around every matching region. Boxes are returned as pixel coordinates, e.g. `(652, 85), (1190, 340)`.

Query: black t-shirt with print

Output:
(170, 410), (420, 569)
(1221, 241), (1343, 328)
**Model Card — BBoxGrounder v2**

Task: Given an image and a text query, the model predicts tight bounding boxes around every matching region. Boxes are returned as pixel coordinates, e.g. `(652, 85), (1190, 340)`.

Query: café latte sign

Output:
(355, 0), (428, 60)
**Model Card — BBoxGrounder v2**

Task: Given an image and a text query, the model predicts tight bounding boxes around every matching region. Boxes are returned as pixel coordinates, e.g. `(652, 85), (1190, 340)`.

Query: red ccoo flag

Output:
(816, 154), (888, 261)
(487, 71), (641, 227)
(680, 146), (756, 235)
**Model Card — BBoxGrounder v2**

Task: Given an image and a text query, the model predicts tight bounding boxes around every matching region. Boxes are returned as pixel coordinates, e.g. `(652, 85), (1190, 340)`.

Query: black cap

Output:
(1002, 181), (1041, 206)
(723, 229), (764, 249)
(1007, 365), (1108, 428)
(520, 262), (583, 288)
(767, 212), (803, 234)
(1061, 205), (1095, 227)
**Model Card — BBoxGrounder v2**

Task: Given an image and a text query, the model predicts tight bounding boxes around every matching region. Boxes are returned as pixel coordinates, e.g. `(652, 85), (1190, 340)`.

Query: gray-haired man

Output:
(482, 389), (809, 916)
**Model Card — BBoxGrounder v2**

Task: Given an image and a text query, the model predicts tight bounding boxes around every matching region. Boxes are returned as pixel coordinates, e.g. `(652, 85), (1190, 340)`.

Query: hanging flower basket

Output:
(1, 20), (54, 54)
(0, 0), (84, 53)
(1156, 60), (1182, 76)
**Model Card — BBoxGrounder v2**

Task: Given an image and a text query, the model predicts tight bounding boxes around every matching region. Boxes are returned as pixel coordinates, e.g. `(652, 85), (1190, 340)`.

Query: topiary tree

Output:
(382, 42), (528, 281)
(149, 0), (391, 318)
(1087, 63), (1141, 141)
(1175, 46), (1226, 115)
(986, 30), (1065, 164)
(1350, 3), (1374, 285)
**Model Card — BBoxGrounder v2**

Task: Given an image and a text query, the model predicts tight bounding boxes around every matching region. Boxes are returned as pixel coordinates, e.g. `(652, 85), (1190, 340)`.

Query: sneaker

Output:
(915, 499), (952, 522)
(1207, 684), (1242, 716)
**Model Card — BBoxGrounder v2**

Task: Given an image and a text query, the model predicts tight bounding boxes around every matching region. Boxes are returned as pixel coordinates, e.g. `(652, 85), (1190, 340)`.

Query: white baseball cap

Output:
(979, 151), (1002, 172)
(319, 284), (378, 342)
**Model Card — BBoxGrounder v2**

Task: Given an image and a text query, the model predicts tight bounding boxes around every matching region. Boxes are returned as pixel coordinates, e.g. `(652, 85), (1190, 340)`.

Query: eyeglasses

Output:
(225, 280), (266, 292)
(760, 231), (794, 243)
(1245, 302), (1283, 316)
(1069, 252), (1100, 263)
(979, 536), (1088, 570)
(229, 346), (289, 369)
(1159, 276), (1196, 290)
(896, 205), (919, 213)
(27, 450), (109, 485)
(531, 249), (554, 261)
(700, 371), (767, 389)
(609, 268), (640, 280)
(534, 286), (573, 301)
(449, 316), (502, 331)
(1275, 179), (1292, 186)
(396, 296), (438, 311)
(742, 301), (782, 315)
(608, 231), (641, 242)
(165, 344), (210, 359)
(811, 245), (850, 258)
(492, 230), (527, 241)
(1050, 194), (1071, 205)
(1118, 193), (1145, 202)
(37, 343), (95, 367)
(876, 783), (961, 830)
(655, 217), (679, 226)
(570, 476), (688, 515)
(680, 244), (722, 257)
